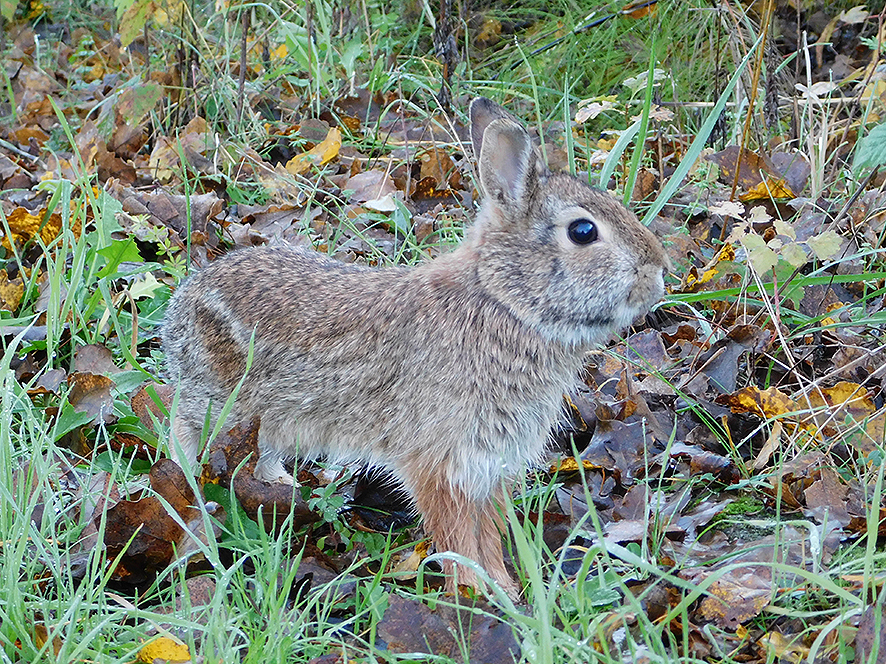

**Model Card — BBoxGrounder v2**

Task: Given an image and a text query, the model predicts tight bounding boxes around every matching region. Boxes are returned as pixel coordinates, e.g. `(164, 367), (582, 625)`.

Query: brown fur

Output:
(162, 97), (669, 598)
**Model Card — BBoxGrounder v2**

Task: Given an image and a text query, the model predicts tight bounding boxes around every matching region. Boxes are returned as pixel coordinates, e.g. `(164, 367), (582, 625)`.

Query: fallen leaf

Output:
(806, 229), (842, 261)
(0, 269), (25, 312)
(377, 594), (519, 663)
(137, 636), (190, 663)
(717, 386), (797, 420)
(286, 127), (342, 176)
(67, 372), (115, 424)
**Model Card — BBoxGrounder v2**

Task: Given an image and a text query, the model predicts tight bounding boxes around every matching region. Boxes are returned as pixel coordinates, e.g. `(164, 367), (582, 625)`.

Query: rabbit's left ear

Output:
(470, 97), (548, 220)
(475, 117), (534, 212)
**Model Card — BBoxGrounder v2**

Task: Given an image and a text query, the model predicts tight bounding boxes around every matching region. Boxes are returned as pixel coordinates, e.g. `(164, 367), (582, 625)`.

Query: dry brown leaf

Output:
(419, 147), (455, 184)
(346, 169), (397, 203)
(67, 372), (115, 424)
(695, 567), (772, 628)
(73, 344), (121, 375)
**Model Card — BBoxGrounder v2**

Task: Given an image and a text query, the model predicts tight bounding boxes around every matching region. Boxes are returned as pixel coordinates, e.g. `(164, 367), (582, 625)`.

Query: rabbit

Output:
(161, 97), (669, 598)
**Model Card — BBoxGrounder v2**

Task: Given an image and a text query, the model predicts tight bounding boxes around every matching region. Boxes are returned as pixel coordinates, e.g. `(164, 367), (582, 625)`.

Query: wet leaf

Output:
(377, 594), (520, 663)
(102, 459), (220, 583)
(200, 420), (317, 532)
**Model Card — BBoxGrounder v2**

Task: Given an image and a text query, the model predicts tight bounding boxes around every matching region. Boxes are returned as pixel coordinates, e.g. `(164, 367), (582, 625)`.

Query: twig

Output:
(236, 9), (249, 126)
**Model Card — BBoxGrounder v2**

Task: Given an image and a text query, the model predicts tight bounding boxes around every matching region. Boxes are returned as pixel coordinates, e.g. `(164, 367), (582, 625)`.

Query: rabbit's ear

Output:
(476, 118), (533, 210)
(470, 97), (520, 157)
(471, 99), (534, 210)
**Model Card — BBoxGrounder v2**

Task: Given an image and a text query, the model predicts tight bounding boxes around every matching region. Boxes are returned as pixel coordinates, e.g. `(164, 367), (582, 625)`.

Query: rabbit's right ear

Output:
(470, 97), (534, 213)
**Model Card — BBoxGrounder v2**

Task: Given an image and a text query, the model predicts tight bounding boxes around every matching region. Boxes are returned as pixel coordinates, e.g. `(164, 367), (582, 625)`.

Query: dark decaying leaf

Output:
(682, 566), (772, 629)
(200, 419), (317, 531)
(854, 603), (886, 664)
(376, 594), (519, 663)
(696, 324), (771, 394)
(73, 344), (121, 376)
(67, 372), (115, 424)
(130, 382), (173, 429)
(102, 459), (223, 583)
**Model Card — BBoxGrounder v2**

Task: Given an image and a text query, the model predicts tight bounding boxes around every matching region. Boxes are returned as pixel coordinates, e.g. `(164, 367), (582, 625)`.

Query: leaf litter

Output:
(1, 1), (886, 662)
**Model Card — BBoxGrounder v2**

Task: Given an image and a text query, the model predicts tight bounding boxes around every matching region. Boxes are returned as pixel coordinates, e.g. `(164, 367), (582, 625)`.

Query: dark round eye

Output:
(567, 218), (598, 245)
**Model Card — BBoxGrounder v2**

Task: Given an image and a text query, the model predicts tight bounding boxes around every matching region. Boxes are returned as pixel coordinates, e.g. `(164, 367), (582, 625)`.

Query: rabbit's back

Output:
(163, 244), (581, 498)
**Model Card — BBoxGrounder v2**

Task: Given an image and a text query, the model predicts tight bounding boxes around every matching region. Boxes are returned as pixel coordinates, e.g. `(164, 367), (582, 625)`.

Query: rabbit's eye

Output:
(567, 219), (598, 245)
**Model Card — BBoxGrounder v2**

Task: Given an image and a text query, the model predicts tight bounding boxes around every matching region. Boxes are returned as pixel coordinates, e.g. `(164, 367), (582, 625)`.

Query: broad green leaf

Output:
(1, 0), (16, 21)
(854, 122), (886, 171)
(97, 238), (143, 278)
(117, 83), (164, 125)
(54, 403), (96, 441)
(118, 0), (155, 48)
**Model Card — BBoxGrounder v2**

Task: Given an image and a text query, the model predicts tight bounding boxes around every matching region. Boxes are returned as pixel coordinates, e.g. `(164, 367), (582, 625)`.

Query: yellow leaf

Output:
(155, 0), (185, 25)
(717, 243), (736, 262)
(861, 79), (886, 104)
(285, 127), (342, 176)
(138, 636), (191, 663)
(758, 631), (809, 662)
(0, 270), (25, 312)
(119, 0), (155, 48)
(808, 381), (875, 412)
(2, 207), (70, 251)
(739, 177), (795, 201)
(723, 386), (797, 420)
(271, 43), (288, 60)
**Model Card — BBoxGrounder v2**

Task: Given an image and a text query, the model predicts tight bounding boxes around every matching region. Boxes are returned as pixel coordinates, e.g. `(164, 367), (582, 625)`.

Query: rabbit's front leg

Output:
(253, 426), (295, 485)
(169, 414), (202, 472)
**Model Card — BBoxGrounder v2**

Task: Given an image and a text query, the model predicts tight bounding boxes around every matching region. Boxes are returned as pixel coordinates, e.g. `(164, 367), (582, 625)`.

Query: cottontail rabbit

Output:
(162, 97), (669, 597)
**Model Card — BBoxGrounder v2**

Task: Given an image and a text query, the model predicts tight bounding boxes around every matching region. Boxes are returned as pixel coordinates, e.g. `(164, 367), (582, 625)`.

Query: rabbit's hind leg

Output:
(476, 496), (520, 599)
(413, 479), (487, 594)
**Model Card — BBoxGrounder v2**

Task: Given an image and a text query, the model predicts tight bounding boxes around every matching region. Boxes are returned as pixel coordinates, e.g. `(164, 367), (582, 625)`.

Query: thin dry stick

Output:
(236, 9), (249, 126)
(725, 0), (776, 223)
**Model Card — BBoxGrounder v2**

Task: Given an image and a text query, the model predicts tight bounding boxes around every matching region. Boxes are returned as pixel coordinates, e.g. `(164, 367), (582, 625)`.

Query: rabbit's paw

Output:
(254, 453), (295, 485)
